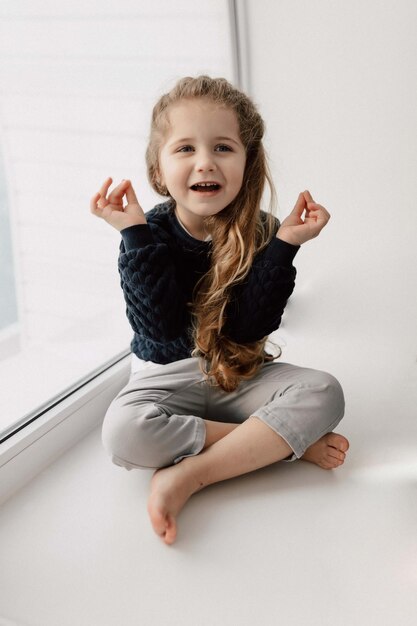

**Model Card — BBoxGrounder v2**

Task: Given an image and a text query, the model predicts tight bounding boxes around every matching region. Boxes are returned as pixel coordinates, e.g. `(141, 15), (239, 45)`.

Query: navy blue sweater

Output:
(118, 200), (299, 364)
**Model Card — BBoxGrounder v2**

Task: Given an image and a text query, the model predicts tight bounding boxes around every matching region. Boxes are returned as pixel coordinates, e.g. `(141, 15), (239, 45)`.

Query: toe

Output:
(320, 460), (335, 470)
(339, 438), (350, 453)
(328, 449), (346, 461)
(163, 513), (177, 545)
(149, 507), (168, 538)
(326, 432), (350, 452)
(326, 458), (343, 470)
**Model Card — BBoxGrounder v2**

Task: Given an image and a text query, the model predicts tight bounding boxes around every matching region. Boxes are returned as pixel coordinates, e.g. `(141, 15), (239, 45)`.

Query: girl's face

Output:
(158, 98), (246, 240)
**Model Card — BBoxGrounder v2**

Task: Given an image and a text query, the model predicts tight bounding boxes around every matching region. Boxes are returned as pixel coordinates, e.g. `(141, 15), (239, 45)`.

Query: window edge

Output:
(0, 355), (131, 506)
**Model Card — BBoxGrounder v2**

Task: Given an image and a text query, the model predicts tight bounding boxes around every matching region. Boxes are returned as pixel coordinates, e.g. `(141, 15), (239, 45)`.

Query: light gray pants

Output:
(102, 357), (345, 470)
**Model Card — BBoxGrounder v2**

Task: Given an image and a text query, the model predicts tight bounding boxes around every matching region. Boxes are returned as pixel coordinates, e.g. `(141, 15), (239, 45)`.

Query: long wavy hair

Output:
(145, 75), (282, 392)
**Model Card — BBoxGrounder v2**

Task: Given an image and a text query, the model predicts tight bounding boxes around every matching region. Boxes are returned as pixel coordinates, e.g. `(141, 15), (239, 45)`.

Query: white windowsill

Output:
(0, 355), (131, 506)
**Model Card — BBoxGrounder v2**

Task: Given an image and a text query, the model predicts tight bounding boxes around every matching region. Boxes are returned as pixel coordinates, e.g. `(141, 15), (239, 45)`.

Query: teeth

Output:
(192, 182), (220, 189)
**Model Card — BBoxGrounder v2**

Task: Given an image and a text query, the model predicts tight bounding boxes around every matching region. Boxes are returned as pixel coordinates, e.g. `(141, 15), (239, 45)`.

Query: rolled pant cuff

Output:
(252, 408), (306, 461)
(173, 416), (206, 465)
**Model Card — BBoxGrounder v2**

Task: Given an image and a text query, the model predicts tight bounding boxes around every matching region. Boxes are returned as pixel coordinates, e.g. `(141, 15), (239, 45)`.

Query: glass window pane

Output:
(0, 0), (234, 440)
(0, 146), (19, 350)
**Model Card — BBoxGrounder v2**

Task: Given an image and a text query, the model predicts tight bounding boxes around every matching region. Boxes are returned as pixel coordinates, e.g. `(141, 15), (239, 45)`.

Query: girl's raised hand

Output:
(276, 190), (330, 246)
(90, 177), (147, 231)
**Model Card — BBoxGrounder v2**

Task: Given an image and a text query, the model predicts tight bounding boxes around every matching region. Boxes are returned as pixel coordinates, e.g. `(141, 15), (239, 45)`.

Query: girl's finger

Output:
(125, 181), (139, 205)
(305, 203), (326, 212)
(292, 192), (307, 217)
(99, 177), (113, 199)
(303, 190), (314, 203)
(306, 204), (330, 219)
(108, 179), (130, 205)
(90, 192), (102, 214)
(305, 210), (330, 230)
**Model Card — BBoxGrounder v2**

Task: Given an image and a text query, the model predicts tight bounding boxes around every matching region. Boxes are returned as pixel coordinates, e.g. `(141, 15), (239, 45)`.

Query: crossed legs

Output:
(148, 417), (349, 545)
(103, 360), (349, 545)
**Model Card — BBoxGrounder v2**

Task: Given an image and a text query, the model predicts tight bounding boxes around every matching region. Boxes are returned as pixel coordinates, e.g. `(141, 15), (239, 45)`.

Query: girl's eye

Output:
(176, 144), (232, 153)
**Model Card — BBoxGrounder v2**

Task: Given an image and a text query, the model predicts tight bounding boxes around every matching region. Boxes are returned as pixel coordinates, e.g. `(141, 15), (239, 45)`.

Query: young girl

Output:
(90, 75), (349, 545)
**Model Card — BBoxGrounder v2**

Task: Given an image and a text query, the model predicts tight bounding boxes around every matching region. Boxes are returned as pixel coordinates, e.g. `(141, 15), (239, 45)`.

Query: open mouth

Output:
(190, 183), (221, 193)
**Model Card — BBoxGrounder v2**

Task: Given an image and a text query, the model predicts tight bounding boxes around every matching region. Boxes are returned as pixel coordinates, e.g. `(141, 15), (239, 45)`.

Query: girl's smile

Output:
(158, 99), (246, 240)
(189, 181), (222, 196)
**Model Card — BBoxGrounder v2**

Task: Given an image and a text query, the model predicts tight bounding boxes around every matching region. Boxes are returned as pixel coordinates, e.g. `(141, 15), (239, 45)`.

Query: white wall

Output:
(243, 0), (417, 438)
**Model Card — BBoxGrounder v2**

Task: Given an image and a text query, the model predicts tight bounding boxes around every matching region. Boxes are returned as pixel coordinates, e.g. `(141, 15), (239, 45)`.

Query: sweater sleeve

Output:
(222, 236), (300, 343)
(118, 223), (189, 342)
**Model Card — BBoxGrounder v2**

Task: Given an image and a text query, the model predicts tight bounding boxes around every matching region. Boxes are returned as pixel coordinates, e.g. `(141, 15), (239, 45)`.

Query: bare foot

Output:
(300, 432), (350, 469)
(147, 460), (202, 545)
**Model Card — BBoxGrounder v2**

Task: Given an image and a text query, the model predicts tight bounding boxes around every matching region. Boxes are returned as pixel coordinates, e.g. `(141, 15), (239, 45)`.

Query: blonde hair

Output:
(146, 75), (281, 392)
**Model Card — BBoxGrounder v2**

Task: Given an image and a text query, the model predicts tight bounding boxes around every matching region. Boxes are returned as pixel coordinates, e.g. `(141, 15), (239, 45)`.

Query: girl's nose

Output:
(195, 150), (217, 172)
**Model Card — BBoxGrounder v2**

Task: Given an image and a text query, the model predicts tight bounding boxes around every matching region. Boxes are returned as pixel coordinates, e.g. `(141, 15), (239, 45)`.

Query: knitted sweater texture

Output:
(118, 200), (299, 365)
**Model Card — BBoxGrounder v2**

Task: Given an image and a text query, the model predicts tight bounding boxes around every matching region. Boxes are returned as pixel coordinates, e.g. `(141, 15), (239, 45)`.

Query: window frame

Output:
(0, 354), (131, 505)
